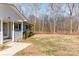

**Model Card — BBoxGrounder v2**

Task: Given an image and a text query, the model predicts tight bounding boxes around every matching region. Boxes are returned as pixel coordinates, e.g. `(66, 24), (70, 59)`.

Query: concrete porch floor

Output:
(3, 39), (11, 43)
(0, 42), (31, 56)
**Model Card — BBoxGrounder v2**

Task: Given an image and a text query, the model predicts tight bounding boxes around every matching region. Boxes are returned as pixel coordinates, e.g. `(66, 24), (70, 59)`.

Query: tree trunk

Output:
(53, 18), (56, 33)
(70, 17), (72, 34)
(42, 17), (44, 33)
(34, 18), (36, 33)
(77, 24), (79, 33)
(38, 20), (40, 33)
(49, 21), (52, 33)
(48, 17), (52, 33)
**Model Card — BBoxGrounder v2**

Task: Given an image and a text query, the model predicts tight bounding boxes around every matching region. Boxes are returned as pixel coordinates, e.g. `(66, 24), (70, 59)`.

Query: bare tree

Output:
(47, 6), (52, 33)
(33, 3), (40, 33)
(49, 3), (62, 33)
(67, 3), (75, 33)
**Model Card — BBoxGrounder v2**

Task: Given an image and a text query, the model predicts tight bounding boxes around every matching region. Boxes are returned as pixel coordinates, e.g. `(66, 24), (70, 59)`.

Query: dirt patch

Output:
(0, 45), (9, 51)
(15, 44), (43, 56)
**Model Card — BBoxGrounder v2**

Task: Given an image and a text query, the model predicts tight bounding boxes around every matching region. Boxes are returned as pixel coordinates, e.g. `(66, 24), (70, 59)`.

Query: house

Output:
(0, 3), (28, 45)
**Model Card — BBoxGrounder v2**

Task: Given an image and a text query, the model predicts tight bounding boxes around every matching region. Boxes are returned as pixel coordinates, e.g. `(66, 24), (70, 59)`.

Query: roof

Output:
(0, 3), (27, 21)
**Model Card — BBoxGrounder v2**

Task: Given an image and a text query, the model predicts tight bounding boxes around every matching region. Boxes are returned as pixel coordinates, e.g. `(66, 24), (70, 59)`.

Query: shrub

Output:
(23, 29), (33, 39)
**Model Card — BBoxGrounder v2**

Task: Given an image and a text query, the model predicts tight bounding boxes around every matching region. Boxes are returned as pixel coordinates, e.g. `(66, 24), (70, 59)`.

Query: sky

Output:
(15, 3), (50, 17)
(39, 4), (48, 15)
(15, 3), (79, 18)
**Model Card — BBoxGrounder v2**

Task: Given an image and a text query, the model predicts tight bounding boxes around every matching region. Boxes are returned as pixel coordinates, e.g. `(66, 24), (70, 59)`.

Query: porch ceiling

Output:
(0, 4), (27, 22)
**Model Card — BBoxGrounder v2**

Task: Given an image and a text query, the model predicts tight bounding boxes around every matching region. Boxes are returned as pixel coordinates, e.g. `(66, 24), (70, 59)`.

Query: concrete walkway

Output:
(0, 42), (31, 56)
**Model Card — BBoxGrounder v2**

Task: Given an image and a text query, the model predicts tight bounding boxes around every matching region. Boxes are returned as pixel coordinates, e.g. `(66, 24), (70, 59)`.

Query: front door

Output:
(3, 22), (9, 39)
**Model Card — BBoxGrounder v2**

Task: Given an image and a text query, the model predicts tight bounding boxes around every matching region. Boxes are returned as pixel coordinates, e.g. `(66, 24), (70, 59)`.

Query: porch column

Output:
(0, 18), (3, 44)
(12, 21), (14, 42)
(21, 21), (23, 40)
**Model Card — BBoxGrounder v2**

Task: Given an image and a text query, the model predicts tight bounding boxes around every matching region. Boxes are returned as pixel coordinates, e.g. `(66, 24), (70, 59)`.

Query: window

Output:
(14, 23), (21, 31)
(25, 25), (29, 29)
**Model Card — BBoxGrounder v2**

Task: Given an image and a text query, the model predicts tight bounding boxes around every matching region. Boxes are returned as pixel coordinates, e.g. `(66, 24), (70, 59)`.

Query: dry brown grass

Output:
(15, 34), (79, 56)
(0, 45), (9, 51)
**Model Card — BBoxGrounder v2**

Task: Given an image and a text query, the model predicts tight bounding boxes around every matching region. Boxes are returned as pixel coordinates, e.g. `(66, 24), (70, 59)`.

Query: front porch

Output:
(0, 17), (23, 45)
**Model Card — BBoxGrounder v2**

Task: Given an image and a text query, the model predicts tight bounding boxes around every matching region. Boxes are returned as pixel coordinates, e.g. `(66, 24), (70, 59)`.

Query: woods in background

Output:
(15, 3), (79, 34)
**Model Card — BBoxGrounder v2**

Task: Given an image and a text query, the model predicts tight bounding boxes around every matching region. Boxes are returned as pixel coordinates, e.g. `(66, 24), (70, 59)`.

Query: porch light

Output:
(18, 20), (23, 22)
(24, 20), (27, 22)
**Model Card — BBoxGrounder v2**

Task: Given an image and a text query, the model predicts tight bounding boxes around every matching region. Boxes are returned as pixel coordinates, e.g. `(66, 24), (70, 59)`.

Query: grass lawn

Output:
(15, 34), (79, 56)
